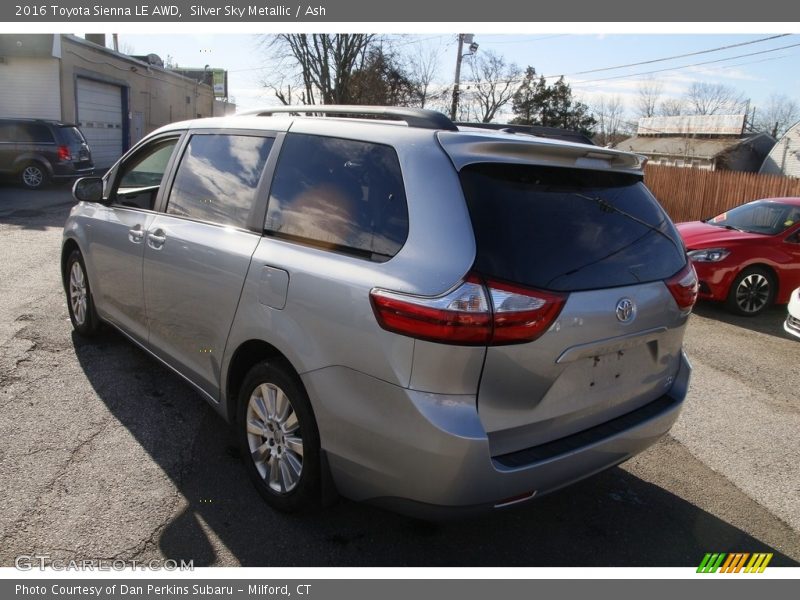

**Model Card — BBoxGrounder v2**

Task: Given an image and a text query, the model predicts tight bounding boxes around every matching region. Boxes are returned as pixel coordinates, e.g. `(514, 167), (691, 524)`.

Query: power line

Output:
(456, 38), (800, 90)
(573, 40), (800, 85)
(386, 34), (451, 48)
(562, 34), (790, 77)
(573, 51), (800, 90)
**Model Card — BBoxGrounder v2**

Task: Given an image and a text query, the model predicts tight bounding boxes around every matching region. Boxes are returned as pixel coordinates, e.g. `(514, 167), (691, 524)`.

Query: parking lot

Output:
(0, 184), (799, 567)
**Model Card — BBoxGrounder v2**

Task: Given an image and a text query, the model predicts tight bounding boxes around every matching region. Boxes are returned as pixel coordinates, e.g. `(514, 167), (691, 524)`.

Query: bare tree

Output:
(593, 95), (627, 147)
(263, 74), (302, 106)
(684, 82), (747, 115)
(424, 84), (456, 117)
(467, 50), (521, 123)
(659, 97), (685, 116)
(636, 78), (662, 118)
(263, 34), (376, 105)
(754, 93), (800, 138)
(407, 45), (442, 108)
(119, 41), (136, 56)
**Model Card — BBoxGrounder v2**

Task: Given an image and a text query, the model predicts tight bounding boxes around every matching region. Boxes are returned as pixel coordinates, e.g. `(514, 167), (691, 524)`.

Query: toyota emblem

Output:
(615, 298), (636, 323)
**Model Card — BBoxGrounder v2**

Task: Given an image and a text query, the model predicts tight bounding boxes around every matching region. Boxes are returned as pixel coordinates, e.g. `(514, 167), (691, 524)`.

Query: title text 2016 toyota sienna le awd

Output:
(62, 106), (697, 517)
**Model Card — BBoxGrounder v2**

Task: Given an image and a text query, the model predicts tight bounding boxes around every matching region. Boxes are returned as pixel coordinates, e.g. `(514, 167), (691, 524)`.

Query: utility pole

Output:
(450, 34), (465, 121)
(450, 34), (478, 121)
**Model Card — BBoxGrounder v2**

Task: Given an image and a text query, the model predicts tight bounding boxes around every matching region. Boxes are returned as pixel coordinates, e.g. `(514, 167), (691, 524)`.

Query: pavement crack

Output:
(119, 413), (202, 563)
(5, 446), (65, 459)
(0, 416), (115, 550)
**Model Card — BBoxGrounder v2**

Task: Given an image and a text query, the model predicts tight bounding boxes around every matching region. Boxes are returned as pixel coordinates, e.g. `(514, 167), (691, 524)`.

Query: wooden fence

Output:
(643, 164), (800, 223)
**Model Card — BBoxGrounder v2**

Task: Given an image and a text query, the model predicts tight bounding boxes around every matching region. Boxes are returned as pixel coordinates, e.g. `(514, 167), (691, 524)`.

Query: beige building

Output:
(0, 34), (234, 168)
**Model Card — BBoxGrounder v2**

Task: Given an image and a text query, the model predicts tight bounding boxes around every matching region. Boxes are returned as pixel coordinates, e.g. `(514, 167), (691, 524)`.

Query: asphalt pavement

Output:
(0, 183), (798, 567)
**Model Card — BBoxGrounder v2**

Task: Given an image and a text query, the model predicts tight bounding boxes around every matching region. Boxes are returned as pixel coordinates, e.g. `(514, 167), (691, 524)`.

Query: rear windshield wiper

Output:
(544, 227), (654, 287)
(570, 192), (685, 259)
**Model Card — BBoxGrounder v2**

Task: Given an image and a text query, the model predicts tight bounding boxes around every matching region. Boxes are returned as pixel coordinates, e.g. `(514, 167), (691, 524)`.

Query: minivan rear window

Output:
(459, 163), (686, 292)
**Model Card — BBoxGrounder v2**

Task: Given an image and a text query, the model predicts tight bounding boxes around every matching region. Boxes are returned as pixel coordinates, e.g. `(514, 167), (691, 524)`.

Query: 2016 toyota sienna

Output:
(62, 106), (697, 517)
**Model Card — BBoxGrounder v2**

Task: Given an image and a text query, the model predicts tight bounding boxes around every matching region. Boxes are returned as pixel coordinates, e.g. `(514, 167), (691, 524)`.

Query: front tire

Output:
(726, 266), (775, 316)
(237, 361), (321, 512)
(65, 250), (100, 337)
(20, 162), (48, 189)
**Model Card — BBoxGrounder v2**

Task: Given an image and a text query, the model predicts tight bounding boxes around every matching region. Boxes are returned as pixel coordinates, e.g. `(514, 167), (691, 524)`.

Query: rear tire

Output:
(725, 266), (775, 316)
(20, 162), (48, 190)
(65, 250), (100, 337)
(237, 361), (321, 512)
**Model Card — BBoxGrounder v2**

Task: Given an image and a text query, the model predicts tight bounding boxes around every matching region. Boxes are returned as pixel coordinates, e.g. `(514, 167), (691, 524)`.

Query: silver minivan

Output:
(62, 106), (697, 517)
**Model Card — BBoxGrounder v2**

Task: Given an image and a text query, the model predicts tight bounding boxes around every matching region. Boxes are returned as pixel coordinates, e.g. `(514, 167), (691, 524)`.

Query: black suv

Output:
(0, 119), (94, 189)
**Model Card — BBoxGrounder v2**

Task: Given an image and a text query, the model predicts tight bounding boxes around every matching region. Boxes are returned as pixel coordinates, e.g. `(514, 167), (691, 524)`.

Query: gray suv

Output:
(0, 118), (94, 189)
(62, 106), (697, 517)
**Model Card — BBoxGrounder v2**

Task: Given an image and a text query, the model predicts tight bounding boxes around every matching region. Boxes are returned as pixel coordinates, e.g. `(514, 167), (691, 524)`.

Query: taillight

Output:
(57, 145), (71, 161)
(370, 274), (566, 346)
(666, 262), (699, 314)
(370, 276), (492, 345)
(486, 279), (566, 344)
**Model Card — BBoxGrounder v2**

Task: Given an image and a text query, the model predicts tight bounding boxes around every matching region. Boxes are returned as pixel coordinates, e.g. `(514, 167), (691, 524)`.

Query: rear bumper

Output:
(302, 351), (691, 519)
(51, 162), (95, 180)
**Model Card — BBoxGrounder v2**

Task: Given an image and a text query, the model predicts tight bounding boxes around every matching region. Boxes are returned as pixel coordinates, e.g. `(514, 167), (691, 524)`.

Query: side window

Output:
(166, 134), (273, 229)
(265, 133), (409, 262)
(114, 138), (179, 210)
(0, 124), (17, 143)
(18, 124), (53, 144)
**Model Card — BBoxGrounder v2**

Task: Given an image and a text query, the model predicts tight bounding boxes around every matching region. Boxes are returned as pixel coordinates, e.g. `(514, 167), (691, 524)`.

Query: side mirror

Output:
(73, 177), (104, 203)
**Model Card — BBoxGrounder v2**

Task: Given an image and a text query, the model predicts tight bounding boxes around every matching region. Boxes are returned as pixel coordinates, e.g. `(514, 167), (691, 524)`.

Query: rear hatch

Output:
(58, 125), (93, 169)
(452, 146), (692, 457)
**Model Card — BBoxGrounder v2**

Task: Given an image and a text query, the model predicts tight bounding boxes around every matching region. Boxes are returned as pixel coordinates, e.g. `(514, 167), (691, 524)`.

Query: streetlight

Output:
(450, 34), (479, 121)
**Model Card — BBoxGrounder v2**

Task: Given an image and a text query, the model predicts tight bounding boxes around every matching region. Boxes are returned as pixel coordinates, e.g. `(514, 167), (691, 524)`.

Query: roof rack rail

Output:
(237, 105), (458, 131)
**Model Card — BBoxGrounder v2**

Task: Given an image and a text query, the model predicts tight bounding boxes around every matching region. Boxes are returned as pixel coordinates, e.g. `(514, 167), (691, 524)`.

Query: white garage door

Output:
(0, 57), (61, 120)
(76, 78), (124, 169)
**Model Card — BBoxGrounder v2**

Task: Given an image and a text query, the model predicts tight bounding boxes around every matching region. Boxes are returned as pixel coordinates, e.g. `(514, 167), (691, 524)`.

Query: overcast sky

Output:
(116, 32), (800, 122)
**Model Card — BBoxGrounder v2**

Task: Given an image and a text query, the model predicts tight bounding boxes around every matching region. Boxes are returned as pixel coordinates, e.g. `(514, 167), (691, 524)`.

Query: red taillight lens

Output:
(57, 145), (71, 161)
(370, 277), (492, 345)
(370, 274), (566, 346)
(666, 262), (699, 314)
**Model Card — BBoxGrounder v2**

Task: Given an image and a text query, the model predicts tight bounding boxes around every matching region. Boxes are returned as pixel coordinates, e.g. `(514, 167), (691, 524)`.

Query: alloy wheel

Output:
(69, 261), (88, 326)
(245, 382), (304, 494)
(22, 165), (44, 188)
(734, 272), (771, 314)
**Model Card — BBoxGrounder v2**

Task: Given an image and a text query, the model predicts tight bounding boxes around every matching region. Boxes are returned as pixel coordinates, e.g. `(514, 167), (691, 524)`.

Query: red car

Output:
(676, 197), (800, 316)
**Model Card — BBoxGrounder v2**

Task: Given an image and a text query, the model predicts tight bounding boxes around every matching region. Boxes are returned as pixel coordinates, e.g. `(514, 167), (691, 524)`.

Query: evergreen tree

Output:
(511, 69), (596, 136)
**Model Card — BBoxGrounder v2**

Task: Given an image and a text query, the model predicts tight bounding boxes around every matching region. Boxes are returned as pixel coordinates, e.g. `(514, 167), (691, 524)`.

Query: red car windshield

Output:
(706, 201), (800, 235)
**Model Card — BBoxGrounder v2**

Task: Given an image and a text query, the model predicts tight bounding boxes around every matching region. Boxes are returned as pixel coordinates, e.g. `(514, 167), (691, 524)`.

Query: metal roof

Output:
(618, 134), (769, 160)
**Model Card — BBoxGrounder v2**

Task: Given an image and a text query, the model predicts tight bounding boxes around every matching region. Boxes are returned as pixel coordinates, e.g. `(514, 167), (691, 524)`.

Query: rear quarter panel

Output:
(221, 125), (478, 417)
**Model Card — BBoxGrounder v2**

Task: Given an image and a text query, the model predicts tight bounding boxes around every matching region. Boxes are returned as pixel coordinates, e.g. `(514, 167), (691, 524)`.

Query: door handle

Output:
(128, 224), (144, 244)
(147, 229), (166, 249)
